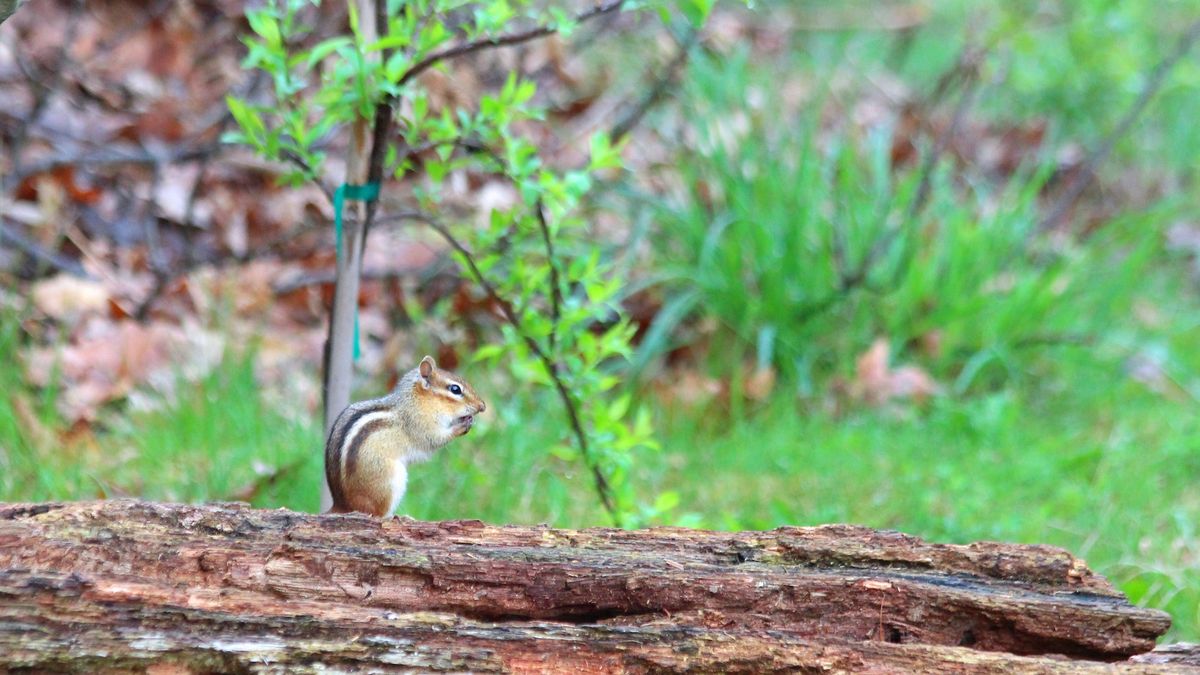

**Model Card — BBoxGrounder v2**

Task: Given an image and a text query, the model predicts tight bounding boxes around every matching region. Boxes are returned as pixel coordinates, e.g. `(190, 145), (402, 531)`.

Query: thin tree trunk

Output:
(321, 0), (380, 512)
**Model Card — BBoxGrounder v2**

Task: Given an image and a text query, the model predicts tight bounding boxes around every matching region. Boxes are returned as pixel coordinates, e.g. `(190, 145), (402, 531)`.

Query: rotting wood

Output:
(0, 569), (1190, 675)
(1130, 643), (1200, 668)
(0, 500), (1185, 674)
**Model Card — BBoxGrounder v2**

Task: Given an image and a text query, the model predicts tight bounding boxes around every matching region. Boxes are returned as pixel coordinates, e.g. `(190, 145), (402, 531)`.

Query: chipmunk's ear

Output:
(418, 355), (436, 386)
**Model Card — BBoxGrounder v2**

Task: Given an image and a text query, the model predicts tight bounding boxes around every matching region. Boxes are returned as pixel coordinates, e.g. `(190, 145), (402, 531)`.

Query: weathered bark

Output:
(1130, 643), (1200, 668)
(0, 500), (1182, 674)
(0, 569), (1190, 675)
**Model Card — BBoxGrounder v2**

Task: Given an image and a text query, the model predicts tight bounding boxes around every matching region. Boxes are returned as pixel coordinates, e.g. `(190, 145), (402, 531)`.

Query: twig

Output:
(279, 151), (335, 205)
(397, 0), (627, 87)
(907, 49), (983, 220)
(0, 218), (92, 279)
(135, 157), (168, 319)
(796, 64), (981, 327)
(185, 71), (269, 225)
(534, 200), (563, 349)
(1039, 18), (1200, 231)
(413, 211), (621, 525)
(609, 26), (700, 143)
(7, 0), (85, 176)
(134, 73), (269, 319)
(2, 145), (222, 193)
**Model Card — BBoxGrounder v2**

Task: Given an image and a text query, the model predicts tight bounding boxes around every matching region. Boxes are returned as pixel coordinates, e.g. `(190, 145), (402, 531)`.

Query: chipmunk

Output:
(324, 355), (486, 517)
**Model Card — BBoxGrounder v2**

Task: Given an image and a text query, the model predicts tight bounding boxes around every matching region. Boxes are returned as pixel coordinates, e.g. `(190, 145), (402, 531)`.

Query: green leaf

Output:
(226, 96), (267, 140)
(368, 34), (411, 52)
(385, 51), (412, 83)
(653, 491), (680, 513)
(549, 7), (577, 37)
(473, 344), (504, 362)
(589, 132), (623, 171)
(680, 0), (714, 26)
(608, 394), (631, 422)
(306, 37), (353, 69)
(418, 20), (450, 52)
(246, 10), (282, 50)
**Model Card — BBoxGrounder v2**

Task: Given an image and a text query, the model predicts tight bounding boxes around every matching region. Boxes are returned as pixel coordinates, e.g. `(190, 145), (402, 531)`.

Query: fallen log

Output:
(0, 500), (1183, 673)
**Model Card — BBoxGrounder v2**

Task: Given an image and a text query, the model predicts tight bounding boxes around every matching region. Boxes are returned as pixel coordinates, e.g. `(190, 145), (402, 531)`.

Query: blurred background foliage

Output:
(2, 0), (1199, 639)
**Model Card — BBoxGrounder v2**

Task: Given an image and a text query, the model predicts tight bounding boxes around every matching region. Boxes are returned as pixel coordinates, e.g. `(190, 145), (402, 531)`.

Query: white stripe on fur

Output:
(339, 411), (392, 472)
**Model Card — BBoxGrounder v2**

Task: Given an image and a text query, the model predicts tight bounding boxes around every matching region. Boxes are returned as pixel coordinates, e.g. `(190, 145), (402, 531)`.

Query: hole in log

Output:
(960, 629), (977, 646)
(886, 626), (903, 643)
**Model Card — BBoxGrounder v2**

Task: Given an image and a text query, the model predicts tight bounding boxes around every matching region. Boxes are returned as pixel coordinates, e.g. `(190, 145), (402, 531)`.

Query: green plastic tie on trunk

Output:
(333, 182), (381, 360)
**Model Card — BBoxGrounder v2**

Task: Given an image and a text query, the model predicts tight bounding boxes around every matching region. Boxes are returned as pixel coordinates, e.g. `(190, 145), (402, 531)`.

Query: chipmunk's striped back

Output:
(324, 400), (393, 512)
(324, 355), (485, 516)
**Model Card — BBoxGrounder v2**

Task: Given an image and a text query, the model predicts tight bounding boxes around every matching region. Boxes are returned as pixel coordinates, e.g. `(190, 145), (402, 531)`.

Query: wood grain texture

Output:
(0, 500), (1184, 674)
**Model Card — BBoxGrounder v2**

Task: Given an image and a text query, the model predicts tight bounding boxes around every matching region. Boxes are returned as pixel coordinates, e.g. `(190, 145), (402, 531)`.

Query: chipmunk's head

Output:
(415, 355), (486, 440)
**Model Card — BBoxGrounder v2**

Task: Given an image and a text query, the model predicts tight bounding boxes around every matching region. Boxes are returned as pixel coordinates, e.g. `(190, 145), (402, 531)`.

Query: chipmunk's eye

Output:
(448, 384), (463, 396)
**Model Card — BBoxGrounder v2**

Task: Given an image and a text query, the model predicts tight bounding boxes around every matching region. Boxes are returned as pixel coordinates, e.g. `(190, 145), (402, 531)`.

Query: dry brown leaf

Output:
(743, 365), (777, 401)
(34, 175), (67, 240)
(24, 319), (191, 422)
(888, 365), (939, 404)
(233, 259), (283, 316)
(917, 330), (944, 359)
(855, 338), (892, 405)
(653, 369), (724, 408)
(151, 163), (206, 225)
(852, 337), (940, 406)
(31, 274), (111, 322)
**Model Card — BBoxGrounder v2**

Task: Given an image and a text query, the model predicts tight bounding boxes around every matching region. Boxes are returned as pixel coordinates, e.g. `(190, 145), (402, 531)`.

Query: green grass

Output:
(0, 332), (317, 509)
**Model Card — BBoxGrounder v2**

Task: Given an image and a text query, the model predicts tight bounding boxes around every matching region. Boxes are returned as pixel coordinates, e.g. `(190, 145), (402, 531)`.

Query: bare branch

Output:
(279, 151), (336, 206)
(1039, 18), (1200, 231)
(907, 49), (983, 220)
(804, 44), (984, 322)
(6, 0), (85, 175)
(409, 211), (621, 525)
(609, 26), (700, 143)
(397, 0), (628, 87)
(534, 201), (563, 349)
(0, 219), (92, 279)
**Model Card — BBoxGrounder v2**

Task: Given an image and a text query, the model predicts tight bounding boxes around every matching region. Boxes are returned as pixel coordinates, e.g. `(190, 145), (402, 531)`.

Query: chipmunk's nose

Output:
(477, 400), (487, 414)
